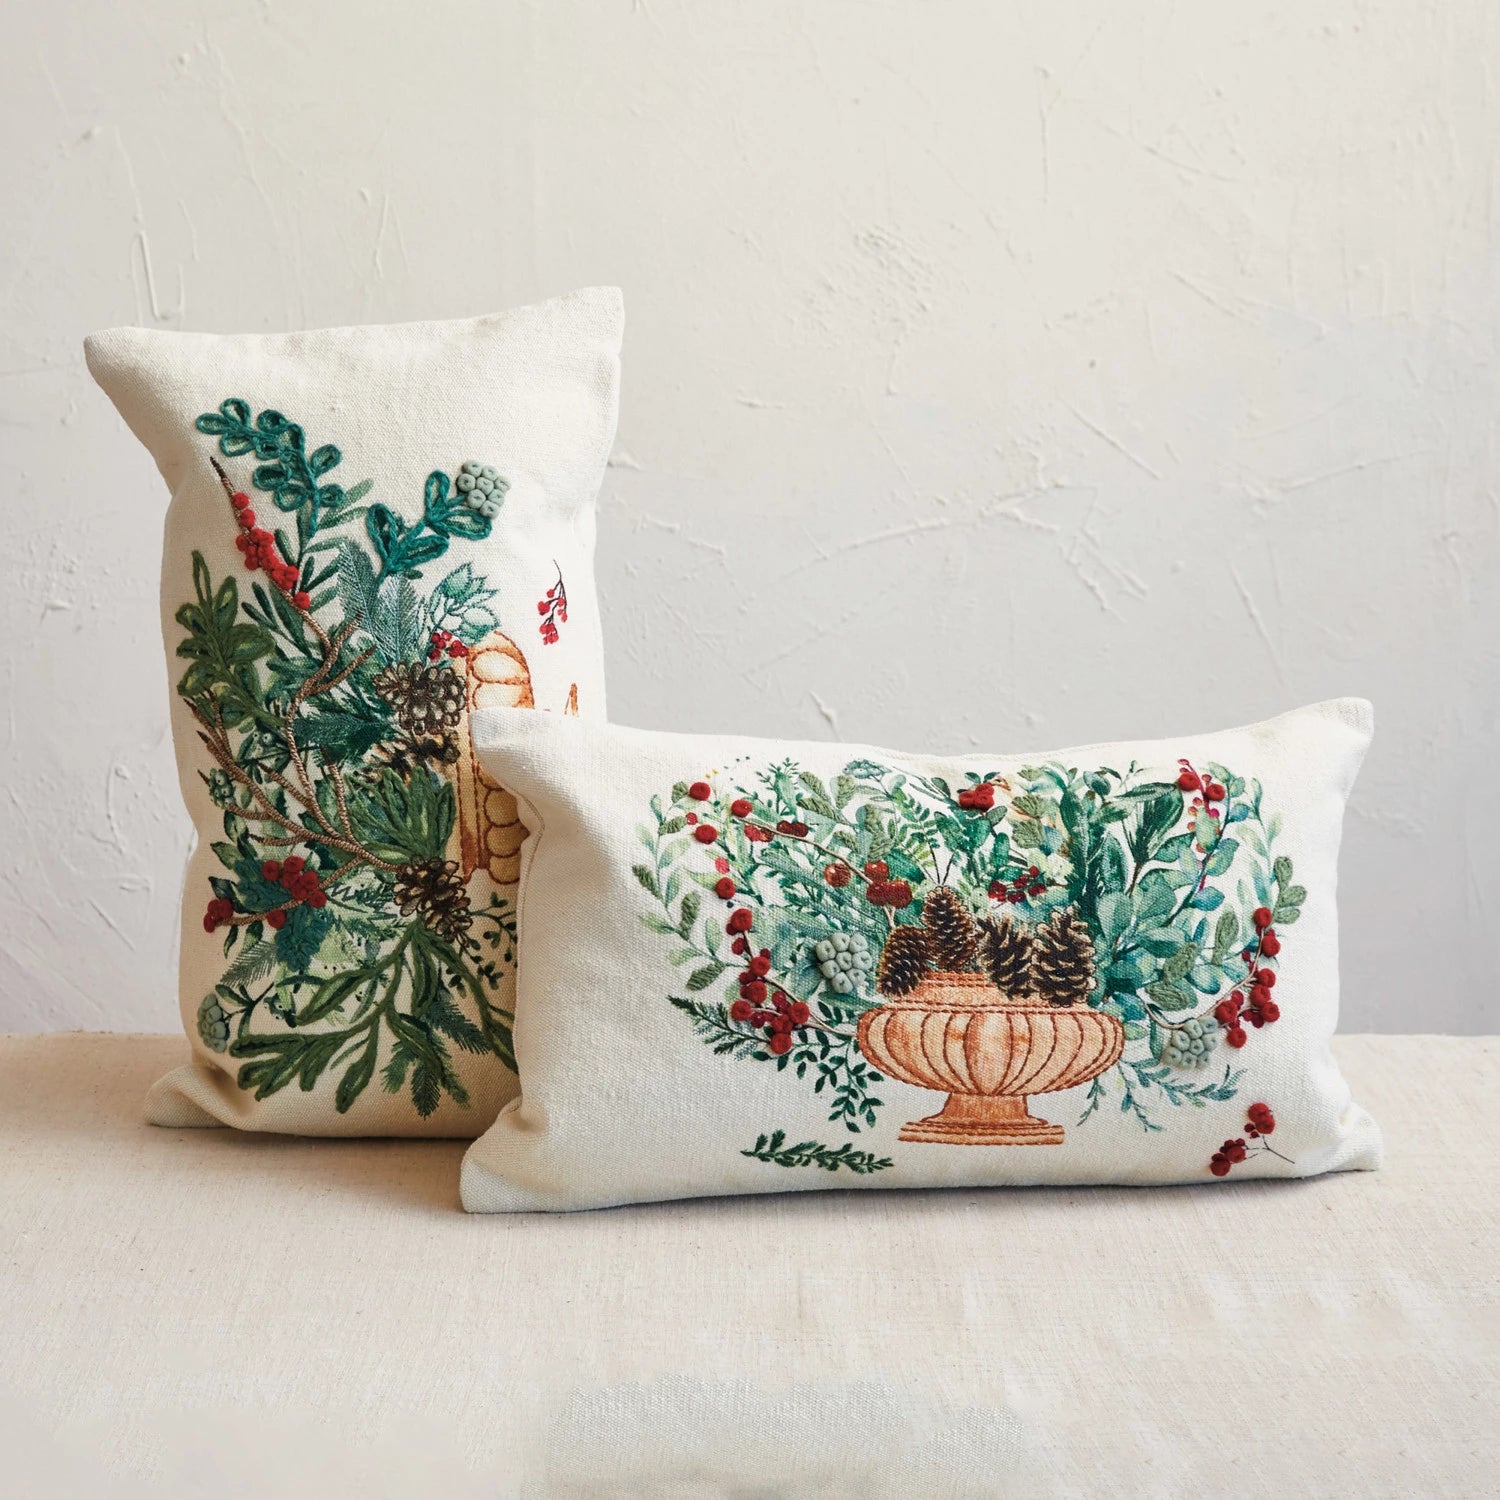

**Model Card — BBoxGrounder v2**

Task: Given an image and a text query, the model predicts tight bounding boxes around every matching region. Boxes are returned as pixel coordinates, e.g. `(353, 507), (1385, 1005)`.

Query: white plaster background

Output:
(2, 2), (1495, 1034)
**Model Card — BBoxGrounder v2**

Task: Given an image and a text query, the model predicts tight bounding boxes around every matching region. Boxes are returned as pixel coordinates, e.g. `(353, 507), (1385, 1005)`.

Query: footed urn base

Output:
(898, 1091), (1064, 1146)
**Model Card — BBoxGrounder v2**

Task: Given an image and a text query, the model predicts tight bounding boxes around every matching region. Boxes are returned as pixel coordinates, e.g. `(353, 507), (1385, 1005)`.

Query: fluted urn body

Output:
(856, 971), (1125, 1145)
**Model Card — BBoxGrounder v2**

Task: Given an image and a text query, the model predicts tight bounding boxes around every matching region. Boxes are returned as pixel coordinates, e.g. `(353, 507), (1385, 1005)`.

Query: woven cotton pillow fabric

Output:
(461, 700), (1380, 1210)
(85, 288), (622, 1136)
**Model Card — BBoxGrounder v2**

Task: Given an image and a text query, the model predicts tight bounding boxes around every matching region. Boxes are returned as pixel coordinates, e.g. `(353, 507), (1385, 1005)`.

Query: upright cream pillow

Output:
(86, 289), (621, 1135)
(463, 700), (1379, 1209)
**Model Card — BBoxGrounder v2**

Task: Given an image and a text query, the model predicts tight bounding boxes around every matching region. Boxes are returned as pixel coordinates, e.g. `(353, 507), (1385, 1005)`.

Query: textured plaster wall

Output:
(2, 3), (1496, 1034)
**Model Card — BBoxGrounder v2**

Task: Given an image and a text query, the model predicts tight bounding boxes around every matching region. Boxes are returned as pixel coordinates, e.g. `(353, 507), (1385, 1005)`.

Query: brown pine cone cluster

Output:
(921, 886), (978, 971)
(393, 858), (471, 944)
(876, 924), (931, 996)
(374, 662), (466, 736)
(1030, 909), (1097, 1007)
(977, 913), (1032, 996)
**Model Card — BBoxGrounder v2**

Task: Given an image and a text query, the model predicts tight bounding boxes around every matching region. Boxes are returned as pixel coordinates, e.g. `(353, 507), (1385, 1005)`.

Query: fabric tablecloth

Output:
(1, 1033), (1495, 1498)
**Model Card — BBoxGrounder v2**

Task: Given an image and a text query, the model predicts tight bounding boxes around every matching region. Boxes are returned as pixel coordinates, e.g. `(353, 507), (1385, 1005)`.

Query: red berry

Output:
(965, 783), (995, 810)
(769, 1014), (793, 1036)
(864, 861), (889, 881)
(1226, 1026), (1247, 1048)
(1255, 969), (1276, 988)
(1227, 1141), (1248, 1163)
(293, 592), (312, 611)
(866, 882), (890, 906)
(726, 909), (753, 934)
(283, 856), (304, 876)
(1206, 782), (1225, 802)
(771, 994), (792, 1015)
(1028, 884), (1045, 897)
(825, 862), (852, 888)
(748, 954), (771, 978)
(1029, 866), (1040, 878)
(1260, 999), (1280, 1023)
(730, 936), (749, 955)
(688, 781), (712, 801)
(308, 890), (327, 910)
(231, 492), (250, 509)
(745, 825), (771, 842)
(1260, 932), (1281, 956)
(715, 877), (736, 899)
(730, 799), (752, 818)
(685, 813), (697, 825)
(885, 880), (913, 909)
(202, 914), (217, 933)
(693, 824), (718, 844)
(790, 1002), (810, 1024)
(768, 1032), (792, 1055)
(1214, 999), (1240, 1026)
(1210, 1156), (1231, 1176)
(988, 881), (1005, 899)
(787, 821), (808, 837)
(262, 861), (281, 881)
(239, 509), (256, 528)
(1252, 907), (1272, 930)
(266, 909), (288, 930)
(740, 980), (767, 1004)
(1006, 890), (1024, 903)
(729, 999), (753, 1022)
(1178, 769), (1202, 791)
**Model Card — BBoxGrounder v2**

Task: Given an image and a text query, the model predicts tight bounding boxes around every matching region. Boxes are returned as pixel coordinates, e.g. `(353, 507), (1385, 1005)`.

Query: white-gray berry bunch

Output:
(197, 993), (230, 1053)
(455, 461), (508, 519)
(1159, 1015), (1219, 1069)
(808, 930), (873, 995)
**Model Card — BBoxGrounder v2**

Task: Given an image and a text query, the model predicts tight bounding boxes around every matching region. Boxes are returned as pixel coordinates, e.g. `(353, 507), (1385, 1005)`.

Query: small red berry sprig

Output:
(988, 864), (1049, 906)
(955, 781), (998, 812)
(427, 629), (470, 664)
(202, 855), (327, 934)
(1176, 757), (1227, 808)
(1209, 1102), (1292, 1175)
(212, 458), (311, 611)
(537, 564), (567, 645)
(1212, 905), (1284, 1047)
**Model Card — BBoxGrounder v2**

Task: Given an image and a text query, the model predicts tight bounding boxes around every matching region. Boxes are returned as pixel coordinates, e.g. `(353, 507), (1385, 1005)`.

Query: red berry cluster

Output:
(1209, 1102), (1277, 1175)
(537, 569), (567, 645)
(427, 629), (470, 663)
(989, 865), (1045, 904)
(775, 819), (810, 837)
(956, 782), (996, 812)
(203, 897), (234, 933)
(722, 908), (809, 1055)
(230, 492), (311, 611)
(862, 860), (913, 909)
(260, 856), (326, 929)
(1176, 759), (1226, 803)
(1214, 966), (1280, 1047)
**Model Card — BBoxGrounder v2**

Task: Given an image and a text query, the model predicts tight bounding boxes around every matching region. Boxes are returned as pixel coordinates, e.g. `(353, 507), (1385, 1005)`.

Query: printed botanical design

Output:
(636, 755), (1304, 1156)
(179, 399), (570, 1116)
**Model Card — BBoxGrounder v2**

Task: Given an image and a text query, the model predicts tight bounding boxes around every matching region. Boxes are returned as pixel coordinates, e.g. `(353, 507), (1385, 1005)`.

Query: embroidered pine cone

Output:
(876, 923), (931, 997)
(920, 885), (978, 971)
(373, 662), (466, 735)
(1030, 908), (1097, 1007)
(977, 913), (1033, 996)
(393, 858), (471, 944)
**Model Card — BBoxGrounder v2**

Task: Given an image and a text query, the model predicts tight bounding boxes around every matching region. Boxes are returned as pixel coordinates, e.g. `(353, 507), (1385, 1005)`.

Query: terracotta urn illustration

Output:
(856, 971), (1125, 1145)
(446, 630), (578, 887)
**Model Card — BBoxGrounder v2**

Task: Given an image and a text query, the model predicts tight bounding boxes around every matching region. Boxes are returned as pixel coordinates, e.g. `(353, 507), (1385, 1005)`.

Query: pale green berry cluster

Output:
(809, 931), (873, 995)
(1159, 1015), (1219, 1069)
(197, 993), (230, 1053)
(455, 461), (508, 518)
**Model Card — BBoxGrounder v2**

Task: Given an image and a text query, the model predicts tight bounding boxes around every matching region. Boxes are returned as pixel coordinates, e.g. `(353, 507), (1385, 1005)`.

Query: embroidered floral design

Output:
(637, 755), (1304, 1145)
(741, 1131), (893, 1174)
(178, 399), (549, 1115)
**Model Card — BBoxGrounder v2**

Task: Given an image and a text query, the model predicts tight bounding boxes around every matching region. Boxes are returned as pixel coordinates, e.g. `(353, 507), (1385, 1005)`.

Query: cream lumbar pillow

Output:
(85, 288), (622, 1136)
(461, 700), (1380, 1210)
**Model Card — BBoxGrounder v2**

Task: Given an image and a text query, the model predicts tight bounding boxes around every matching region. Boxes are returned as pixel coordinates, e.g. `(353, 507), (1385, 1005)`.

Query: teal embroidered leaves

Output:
(179, 399), (526, 1116)
(742, 1131), (893, 1175)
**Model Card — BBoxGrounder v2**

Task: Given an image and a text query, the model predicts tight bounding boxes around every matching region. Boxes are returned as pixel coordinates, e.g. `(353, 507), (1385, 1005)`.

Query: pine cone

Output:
(1030, 909), (1097, 1007)
(876, 923), (931, 997)
(393, 858), (471, 944)
(374, 663), (466, 735)
(977, 914), (1033, 996)
(921, 886), (978, 971)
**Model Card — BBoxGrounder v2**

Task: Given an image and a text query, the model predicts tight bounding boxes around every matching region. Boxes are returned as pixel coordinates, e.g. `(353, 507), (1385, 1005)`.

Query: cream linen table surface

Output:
(1, 1034), (1495, 1499)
